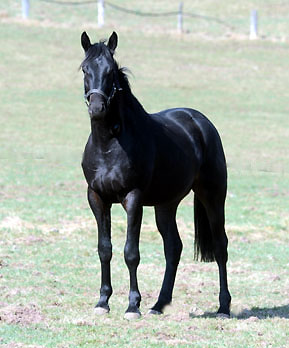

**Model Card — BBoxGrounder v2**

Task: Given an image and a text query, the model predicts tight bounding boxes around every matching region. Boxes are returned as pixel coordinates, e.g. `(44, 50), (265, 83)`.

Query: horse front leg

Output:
(122, 189), (143, 320)
(87, 187), (112, 315)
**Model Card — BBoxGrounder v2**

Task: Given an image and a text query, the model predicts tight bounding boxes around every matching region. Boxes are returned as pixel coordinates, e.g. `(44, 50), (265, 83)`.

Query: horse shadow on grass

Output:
(189, 305), (289, 320)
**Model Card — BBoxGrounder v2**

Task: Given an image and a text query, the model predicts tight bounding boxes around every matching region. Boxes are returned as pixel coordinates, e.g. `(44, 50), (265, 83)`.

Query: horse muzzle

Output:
(88, 94), (107, 119)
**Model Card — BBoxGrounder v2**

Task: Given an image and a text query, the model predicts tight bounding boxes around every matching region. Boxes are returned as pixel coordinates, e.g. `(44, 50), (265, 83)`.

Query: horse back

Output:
(149, 107), (225, 171)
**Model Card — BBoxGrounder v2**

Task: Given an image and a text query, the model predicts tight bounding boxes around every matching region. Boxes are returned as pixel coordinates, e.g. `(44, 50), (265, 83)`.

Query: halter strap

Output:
(84, 88), (109, 101)
(84, 80), (122, 107)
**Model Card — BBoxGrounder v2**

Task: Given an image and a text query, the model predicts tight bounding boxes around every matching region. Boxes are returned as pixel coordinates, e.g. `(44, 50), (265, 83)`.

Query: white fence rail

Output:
(20, 0), (258, 38)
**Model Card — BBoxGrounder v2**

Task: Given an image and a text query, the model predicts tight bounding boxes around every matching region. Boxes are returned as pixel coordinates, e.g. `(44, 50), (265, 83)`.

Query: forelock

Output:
(81, 41), (112, 67)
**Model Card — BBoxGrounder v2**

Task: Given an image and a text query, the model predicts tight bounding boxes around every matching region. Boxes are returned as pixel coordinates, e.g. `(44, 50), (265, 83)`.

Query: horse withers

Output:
(80, 31), (231, 320)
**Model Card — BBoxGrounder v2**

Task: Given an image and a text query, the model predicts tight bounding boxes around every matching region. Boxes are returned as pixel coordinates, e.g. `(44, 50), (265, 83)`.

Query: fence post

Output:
(250, 10), (258, 39)
(98, 0), (105, 27)
(22, 0), (30, 19)
(178, 2), (183, 33)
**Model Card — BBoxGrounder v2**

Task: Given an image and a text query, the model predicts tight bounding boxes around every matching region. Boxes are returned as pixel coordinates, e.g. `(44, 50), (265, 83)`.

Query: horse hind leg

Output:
(209, 204), (231, 316)
(194, 193), (231, 316)
(149, 202), (183, 314)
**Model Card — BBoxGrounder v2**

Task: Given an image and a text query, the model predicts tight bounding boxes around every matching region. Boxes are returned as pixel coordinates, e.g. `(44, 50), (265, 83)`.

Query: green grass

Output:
(1, 1), (289, 347)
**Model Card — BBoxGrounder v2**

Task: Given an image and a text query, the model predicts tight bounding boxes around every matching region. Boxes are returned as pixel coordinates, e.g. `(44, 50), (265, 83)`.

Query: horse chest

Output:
(92, 167), (123, 194)
(82, 147), (135, 198)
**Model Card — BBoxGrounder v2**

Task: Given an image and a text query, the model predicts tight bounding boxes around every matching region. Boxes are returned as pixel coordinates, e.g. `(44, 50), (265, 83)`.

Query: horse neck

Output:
(119, 88), (148, 124)
(90, 118), (112, 148)
(90, 87), (148, 147)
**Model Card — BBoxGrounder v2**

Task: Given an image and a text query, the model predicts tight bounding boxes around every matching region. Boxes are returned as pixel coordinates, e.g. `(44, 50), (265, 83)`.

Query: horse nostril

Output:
(88, 105), (93, 115)
(96, 101), (106, 113)
(88, 102), (106, 117)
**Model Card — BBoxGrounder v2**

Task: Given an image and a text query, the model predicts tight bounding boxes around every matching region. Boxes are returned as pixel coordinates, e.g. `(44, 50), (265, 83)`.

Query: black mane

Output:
(118, 66), (131, 92)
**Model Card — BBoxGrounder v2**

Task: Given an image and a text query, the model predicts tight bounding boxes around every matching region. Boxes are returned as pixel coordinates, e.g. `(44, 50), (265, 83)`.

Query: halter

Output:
(84, 77), (122, 107)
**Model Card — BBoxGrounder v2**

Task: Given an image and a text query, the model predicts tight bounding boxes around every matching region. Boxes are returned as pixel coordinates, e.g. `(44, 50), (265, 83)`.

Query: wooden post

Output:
(178, 2), (183, 33)
(22, 0), (30, 19)
(250, 10), (258, 40)
(98, 0), (104, 28)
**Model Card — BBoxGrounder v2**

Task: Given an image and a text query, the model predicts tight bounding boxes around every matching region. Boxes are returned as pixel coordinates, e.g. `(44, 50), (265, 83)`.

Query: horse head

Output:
(81, 31), (121, 119)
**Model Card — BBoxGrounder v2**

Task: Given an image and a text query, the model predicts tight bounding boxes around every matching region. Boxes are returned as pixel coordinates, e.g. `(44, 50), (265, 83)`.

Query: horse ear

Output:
(81, 31), (91, 52)
(107, 31), (118, 55)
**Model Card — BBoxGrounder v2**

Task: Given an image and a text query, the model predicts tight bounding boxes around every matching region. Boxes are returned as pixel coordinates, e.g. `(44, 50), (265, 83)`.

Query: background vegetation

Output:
(0, 1), (288, 347)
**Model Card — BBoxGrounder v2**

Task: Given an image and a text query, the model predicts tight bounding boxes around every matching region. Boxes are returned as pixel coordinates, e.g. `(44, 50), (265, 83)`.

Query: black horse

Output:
(80, 31), (231, 320)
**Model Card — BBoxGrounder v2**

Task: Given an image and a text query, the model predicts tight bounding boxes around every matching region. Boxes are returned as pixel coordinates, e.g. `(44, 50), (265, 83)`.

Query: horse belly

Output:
(143, 152), (200, 206)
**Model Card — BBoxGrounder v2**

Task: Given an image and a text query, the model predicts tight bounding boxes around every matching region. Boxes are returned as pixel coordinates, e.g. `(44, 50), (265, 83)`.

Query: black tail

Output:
(194, 195), (215, 262)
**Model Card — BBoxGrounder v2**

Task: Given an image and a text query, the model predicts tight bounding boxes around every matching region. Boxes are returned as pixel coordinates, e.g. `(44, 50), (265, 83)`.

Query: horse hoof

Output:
(147, 309), (162, 315)
(94, 307), (109, 316)
(216, 313), (230, 319)
(124, 312), (141, 321)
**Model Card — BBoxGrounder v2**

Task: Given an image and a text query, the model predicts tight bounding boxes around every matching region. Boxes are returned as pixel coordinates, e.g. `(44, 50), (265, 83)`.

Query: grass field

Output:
(0, 1), (289, 347)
